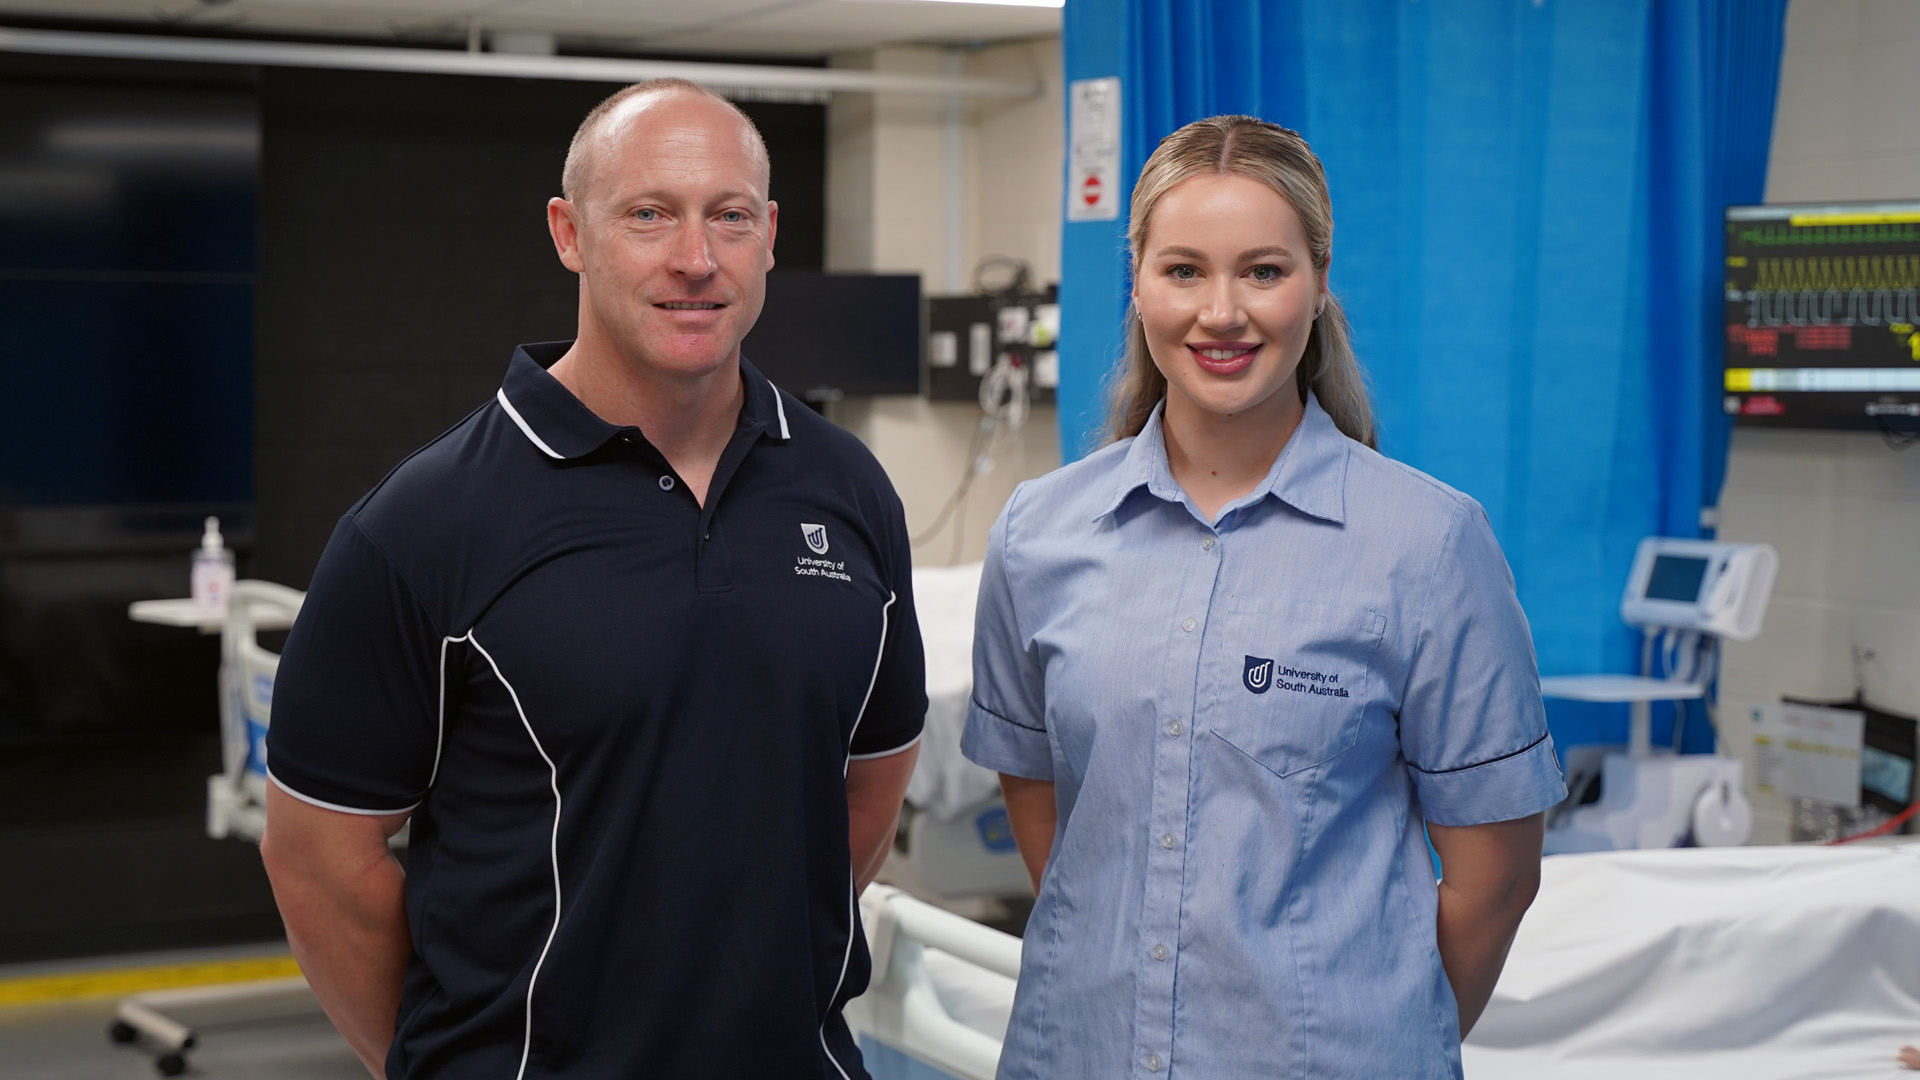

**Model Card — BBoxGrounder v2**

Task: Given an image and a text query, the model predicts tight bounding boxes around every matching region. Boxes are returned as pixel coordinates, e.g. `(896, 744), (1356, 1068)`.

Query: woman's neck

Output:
(1160, 387), (1305, 523)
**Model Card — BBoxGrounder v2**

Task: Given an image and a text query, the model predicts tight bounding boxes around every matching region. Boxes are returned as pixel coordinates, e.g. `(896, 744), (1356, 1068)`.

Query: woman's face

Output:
(1133, 173), (1326, 427)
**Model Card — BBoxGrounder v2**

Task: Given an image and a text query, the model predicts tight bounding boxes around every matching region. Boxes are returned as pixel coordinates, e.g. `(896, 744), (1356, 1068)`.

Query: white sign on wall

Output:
(1067, 76), (1121, 223)
(1752, 701), (1864, 806)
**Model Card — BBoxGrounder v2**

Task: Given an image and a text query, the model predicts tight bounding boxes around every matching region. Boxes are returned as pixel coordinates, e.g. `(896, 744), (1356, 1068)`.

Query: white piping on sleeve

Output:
(770, 380), (790, 440)
(496, 388), (564, 460)
(431, 633), (469, 788)
(846, 730), (923, 761)
(841, 591), (896, 779)
(466, 634), (564, 1080)
(267, 768), (418, 817)
(820, 589), (898, 1080)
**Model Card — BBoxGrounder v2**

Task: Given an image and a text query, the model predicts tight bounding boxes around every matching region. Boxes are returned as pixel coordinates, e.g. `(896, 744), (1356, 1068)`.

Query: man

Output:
(260, 79), (926, 1080)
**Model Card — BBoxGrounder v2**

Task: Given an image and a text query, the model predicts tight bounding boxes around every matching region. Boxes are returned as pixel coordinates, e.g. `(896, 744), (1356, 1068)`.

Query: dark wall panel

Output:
(256, 68), (825, 586)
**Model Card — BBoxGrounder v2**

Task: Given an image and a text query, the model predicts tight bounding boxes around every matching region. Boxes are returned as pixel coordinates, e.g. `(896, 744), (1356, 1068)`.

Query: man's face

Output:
(551, 93), (777, 381)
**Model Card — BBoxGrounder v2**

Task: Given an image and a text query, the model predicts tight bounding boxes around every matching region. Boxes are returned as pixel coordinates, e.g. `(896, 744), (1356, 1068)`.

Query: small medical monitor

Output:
(743, 271), (922, 400)
(1643, 555), (1711, 603)
(1723, 201), (1920, 431)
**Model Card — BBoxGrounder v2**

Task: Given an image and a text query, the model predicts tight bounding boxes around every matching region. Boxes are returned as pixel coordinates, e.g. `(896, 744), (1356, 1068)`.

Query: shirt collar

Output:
(1093, 391), (1350, 525)
(497, 342), (793, 461)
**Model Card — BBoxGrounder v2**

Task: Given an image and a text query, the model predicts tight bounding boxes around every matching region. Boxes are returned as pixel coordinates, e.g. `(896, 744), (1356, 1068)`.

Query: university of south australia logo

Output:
(801, 523), (830, 555)
(1243, 655), (1275, 695)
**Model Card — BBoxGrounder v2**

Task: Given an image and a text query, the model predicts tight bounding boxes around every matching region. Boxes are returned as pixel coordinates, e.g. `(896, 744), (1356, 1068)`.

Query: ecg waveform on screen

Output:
(1733, 223), (1919, 247)
(1735, 255), (1920, 327)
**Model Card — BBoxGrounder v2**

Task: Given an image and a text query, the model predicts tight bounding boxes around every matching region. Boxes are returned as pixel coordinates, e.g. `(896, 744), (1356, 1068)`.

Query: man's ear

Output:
(548, 197), (585, 274)
(764, 199), (779, 271)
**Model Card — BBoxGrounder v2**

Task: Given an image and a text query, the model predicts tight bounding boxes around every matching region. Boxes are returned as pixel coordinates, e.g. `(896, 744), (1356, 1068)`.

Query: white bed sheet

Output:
(923, 948), (1016, 1044)
(1465, 842), (1920, 1079)
(907, 562), (1000, 822)
(897, 843), (1920, 1078)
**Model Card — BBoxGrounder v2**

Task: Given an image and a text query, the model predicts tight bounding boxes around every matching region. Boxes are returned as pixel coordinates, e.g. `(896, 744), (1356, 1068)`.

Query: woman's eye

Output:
(1168, 265), (1198, 281)
(1249, 264), (1281, 282)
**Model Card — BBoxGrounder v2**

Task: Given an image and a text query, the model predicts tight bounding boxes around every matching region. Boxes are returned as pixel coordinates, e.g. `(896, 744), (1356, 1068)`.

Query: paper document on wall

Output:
(1751, 702), (1864, 806)
(1068, 77), (1121, 222)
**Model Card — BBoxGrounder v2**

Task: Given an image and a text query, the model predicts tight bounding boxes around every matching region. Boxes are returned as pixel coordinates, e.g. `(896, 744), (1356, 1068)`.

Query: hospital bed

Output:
(902, 562), (1032, 899)
(848, 842), (1920, 1080)
(846, 885), (1020, 1080)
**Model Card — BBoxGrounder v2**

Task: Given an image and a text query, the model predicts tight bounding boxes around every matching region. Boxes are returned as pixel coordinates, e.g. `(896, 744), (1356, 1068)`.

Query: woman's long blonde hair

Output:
(1107, 115), (1376, 449)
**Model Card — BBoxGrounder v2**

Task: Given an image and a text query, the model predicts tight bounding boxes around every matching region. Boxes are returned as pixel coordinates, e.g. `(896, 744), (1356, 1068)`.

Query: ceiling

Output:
(0, 0), (1061, 58)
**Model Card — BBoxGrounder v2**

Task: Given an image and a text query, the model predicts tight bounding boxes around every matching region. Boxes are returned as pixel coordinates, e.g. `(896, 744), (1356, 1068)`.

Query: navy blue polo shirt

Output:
(266, 342), (927, 1080)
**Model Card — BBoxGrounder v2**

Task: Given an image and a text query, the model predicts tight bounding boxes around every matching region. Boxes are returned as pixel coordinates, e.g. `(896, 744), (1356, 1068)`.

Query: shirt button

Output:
(1147, 1053), (1163, 1072)
(1151, 943), (1169, 961)
(1202, 536), (1215, 550)
(1165, 720), (1183, 737)
(1160, 832), (1177, 849)
(1181, 617), (1196, 632)
(658, 476), (675, 491)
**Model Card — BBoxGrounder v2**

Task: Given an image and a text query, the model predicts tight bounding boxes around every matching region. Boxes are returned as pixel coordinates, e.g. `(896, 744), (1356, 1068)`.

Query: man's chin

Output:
(628, 335), (744, 380)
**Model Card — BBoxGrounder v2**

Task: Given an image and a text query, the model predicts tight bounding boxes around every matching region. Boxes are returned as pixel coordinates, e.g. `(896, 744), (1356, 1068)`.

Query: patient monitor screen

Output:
(1644, 555), (1711, 603)
(1724, 201), (1920, 430)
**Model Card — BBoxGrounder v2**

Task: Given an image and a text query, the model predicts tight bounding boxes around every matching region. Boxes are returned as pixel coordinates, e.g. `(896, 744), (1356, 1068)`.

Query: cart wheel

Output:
(156, 1052), (187, 1076)
(109, 1020), (138, 1044)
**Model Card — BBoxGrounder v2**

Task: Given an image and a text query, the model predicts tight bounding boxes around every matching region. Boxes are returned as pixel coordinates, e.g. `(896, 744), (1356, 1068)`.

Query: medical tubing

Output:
(910, 416), (993, 549)
(1826, 798), (1920, 845)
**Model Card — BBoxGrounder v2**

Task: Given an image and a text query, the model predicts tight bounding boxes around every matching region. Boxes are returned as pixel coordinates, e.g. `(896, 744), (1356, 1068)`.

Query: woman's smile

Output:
(1187, 340), (1261, 375)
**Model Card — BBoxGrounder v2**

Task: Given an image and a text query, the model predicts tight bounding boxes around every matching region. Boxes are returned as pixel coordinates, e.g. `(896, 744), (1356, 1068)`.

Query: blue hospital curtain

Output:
(1057, 0), (1787, 752)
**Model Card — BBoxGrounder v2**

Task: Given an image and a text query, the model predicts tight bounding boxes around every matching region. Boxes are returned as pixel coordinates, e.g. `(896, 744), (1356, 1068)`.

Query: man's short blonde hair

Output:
(560, 79), (770, 205)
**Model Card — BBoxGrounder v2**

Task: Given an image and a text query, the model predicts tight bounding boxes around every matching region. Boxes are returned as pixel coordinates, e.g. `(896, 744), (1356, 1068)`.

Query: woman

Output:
(960, 115), (1566, 1079)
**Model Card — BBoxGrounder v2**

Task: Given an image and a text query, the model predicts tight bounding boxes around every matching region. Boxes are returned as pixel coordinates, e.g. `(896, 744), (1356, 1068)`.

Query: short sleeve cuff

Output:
(264, 761), (421, 816)
(1411, 732), (1566, 827)
(961, 700), (1052, 781)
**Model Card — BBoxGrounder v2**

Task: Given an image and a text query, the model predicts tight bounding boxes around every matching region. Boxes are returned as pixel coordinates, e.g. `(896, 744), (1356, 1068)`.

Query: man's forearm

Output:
(846, 745), (918, 893)
(260, 785), (414, 1080)
(271, 851), (411, 1076)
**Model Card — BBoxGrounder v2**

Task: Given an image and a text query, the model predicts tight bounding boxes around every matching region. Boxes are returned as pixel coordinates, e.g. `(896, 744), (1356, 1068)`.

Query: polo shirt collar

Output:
(1094, 391), (1350, 525)
(497, 341), (793, 461)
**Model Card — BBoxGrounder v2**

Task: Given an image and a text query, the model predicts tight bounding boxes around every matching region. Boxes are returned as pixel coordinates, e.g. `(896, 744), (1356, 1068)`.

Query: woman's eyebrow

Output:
(1151, 244), (1296, 261)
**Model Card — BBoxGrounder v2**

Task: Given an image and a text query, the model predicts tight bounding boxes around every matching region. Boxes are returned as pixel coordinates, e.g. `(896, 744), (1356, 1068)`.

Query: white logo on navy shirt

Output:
(801, 523), (829, 554)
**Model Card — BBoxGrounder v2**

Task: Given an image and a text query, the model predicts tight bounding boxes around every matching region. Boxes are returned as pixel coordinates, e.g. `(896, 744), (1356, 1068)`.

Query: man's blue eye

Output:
(722, 211), (745, 223)
(635, 208), (657, 221)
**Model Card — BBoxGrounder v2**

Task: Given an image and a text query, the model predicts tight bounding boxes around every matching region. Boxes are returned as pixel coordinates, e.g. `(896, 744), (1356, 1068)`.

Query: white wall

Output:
(825, 38), (1065, 566)
(1715, 0), (1920, 842)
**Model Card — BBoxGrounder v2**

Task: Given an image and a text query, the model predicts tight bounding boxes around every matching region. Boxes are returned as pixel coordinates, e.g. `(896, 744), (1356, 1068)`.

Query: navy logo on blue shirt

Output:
(802, 523), (829, 554)
(1244, 655), (1274, 694)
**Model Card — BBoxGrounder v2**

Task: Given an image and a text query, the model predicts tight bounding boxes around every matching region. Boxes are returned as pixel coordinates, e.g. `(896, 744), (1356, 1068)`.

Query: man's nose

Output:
(667, 222), (715, 278)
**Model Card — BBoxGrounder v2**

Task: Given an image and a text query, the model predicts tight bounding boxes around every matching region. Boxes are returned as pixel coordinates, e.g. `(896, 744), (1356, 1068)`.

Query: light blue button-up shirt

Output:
(962, 394), (1566, 1080)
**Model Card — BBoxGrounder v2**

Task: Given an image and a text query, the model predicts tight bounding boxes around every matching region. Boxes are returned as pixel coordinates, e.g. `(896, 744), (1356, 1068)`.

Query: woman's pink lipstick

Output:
(1187, 341), (1260, 376)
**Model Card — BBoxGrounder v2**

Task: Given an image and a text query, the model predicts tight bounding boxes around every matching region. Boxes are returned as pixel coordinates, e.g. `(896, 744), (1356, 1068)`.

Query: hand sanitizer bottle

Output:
(192, 516), (235, 610)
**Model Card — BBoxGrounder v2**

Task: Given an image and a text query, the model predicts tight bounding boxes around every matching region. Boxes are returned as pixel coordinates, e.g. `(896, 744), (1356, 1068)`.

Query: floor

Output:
(0, 944), (363, 1080)
(0, 999), (364, 1080)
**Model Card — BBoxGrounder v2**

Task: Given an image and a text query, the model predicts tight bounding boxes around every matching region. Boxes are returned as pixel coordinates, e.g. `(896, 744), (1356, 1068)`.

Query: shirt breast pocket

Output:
(1207, 597), (1387, 778)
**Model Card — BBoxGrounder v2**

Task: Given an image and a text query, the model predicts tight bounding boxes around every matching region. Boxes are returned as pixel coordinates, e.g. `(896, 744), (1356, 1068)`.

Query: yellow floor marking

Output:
(0, 955), (301, 1007)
